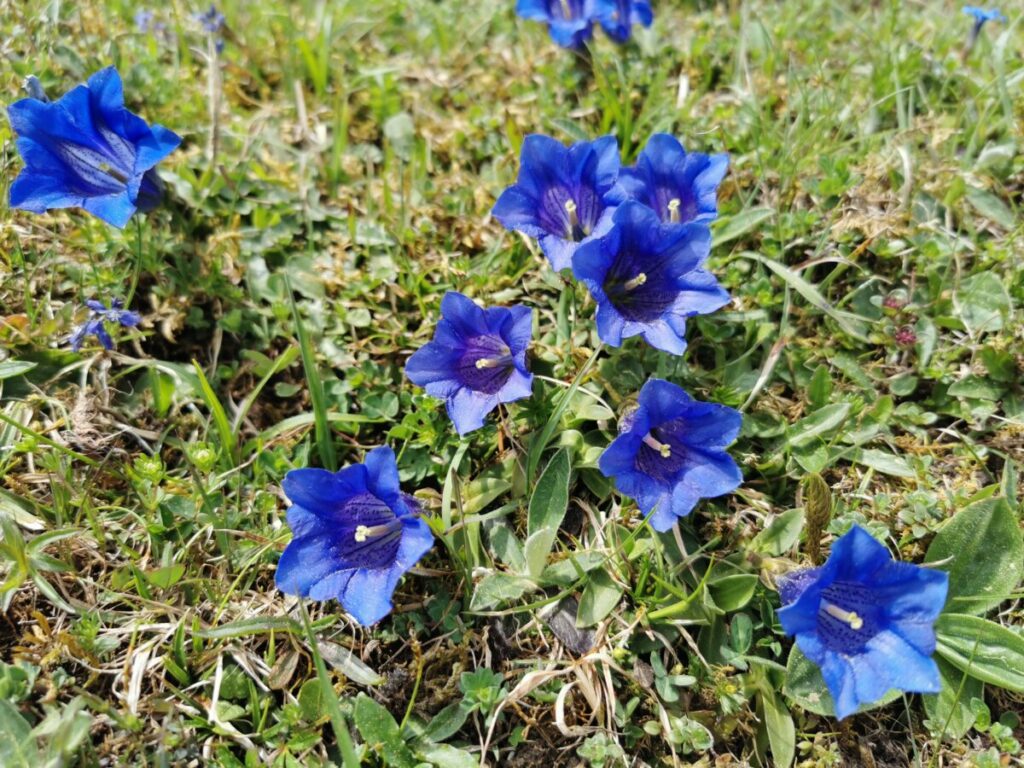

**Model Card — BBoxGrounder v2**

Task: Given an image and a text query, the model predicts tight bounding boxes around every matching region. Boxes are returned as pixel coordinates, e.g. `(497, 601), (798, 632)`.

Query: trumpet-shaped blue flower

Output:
(492, 134), (625, 272)
(619, 134), (728, 226)
(7, 67), (181, 229)
(275, 446), (434, 626)
(69, 298), (141, 351)
(777, 525), (948, 720)
(962, 6), (1006, 26)
(572, 202), (729, 354)
(594, 0), (653, 42)
(406, 292), (533, 435)
(516, 0), (596, 49)
(599, 378), (742, 531)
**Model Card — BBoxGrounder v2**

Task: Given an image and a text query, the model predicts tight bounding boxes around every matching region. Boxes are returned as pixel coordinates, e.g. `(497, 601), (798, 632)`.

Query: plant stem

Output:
(297, 600), (359, 768)
(527, 343), (604, 482)
(126, 217), (145, 306)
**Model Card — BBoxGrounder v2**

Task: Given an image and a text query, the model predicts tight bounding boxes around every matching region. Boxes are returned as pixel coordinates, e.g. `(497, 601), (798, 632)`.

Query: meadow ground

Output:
(0, 0), (1022, 766)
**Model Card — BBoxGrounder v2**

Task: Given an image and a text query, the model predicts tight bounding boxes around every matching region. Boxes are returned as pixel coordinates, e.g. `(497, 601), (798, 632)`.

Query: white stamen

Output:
(624, 272), (647, 291)
(643, 433), (672, 458)
(667, 198), (681, 224)
(564, 199), (579, 231)
(475, 357), (503, 369)
(354, 523), (395, 543)
(823, 601), (864, 630)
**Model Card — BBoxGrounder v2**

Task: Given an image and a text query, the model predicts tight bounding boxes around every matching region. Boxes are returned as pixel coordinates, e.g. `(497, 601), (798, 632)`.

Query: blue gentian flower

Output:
(195, 4), (227, 52)
(195, 4), (226, 34)
(69, 298), (141, 351)
(135, 9), (169, 38)
(619, 134), (728, 226)
(406, 292), (534, 435)
(516, 0), (596, 49)
(777, 525), (949, 720)
(492, 134), (625, 272)
(275, 446), (434, 626)
(135, 9), (155, 32)
(599, 378), (742, 531)
(594, 0), (653, 43)
(962, 6), (1006, 26)
(572, 201), (729, 354)
(7, 67), (181, 229)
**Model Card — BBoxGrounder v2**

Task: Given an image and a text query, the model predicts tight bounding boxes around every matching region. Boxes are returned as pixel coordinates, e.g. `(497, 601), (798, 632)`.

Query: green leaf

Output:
(744, 253), (870, 341)
(415, 742), (479, 768)
(708, 573), (758, 612)
(523, 449), (571, 578)
(0, 361), (36, 381)
(749, 509), (805, 556)
(712, 207), (773, 248)
(469, 573), (535, 611)
(849, 448), (916, 479)
(956, 271), (1011, 336)
(424, 700), (471, 743)
(353, 694), (416, 768)
(783, 645), (900, 717)
(577, 568), (624, 627)
(923, 657), (984, 741)
(145, 564), (185, 589)
(965, 188), (1016, 230)
(297, 678), (327, 722)
(925, 497), (1024, 615)
(191, 360), (237, 467)
(0, 699), (37, 766)
(528, 449), (571, 536)
(786, 403), (852, 449)
(934, 614), (1024, 693)
(760, 689), (795, 768)
(318, 641), (385, 686)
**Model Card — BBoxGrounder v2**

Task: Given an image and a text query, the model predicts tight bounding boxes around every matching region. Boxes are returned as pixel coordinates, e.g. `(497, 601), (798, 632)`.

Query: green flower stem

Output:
(297, 600), (359, 768)
(527, 342), (604, 482)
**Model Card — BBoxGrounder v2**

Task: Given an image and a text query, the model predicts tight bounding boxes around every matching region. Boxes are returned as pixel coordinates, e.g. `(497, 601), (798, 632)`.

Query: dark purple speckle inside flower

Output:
(815, 581), (883, 653)
(333, 492), (403, 569)
(457, 334), (515, 394)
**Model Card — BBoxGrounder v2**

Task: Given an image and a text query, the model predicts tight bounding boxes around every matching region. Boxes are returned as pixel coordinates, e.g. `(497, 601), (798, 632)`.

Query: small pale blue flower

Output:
(7, 67), (181, 229)
(619, 134), (728, 226)
(777, 525), (949, 720)
(492, 134), (625, 272)
(275, 446), (434, 626)
(962, 5), (1006, 25)
(69, 298), (141, 351)
(516, 0), (596, 49)
(406, 292), (533, 435)
(599, 378), (742, 531)
(195, 4), (226, 34)
(572, 201), (729, 354)
(594, 0), (653, 43)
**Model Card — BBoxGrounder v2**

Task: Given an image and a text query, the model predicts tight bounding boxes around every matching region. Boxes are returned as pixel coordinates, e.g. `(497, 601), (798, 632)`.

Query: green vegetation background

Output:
(0, 0), (1021, 766)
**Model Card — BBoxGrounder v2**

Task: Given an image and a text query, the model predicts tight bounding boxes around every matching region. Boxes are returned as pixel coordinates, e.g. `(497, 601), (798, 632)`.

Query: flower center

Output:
(623, 272), (647, 291)
(99, 162), (130, 185)
(563, 198), (589, 241)
(667, 198), (681, 224)
(353, 522), (399, 543)
(559, 0), (574, 19)
(822, 601), (864, 630)
(475, 355), (510, 369)
(643, 433), (672, 458)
